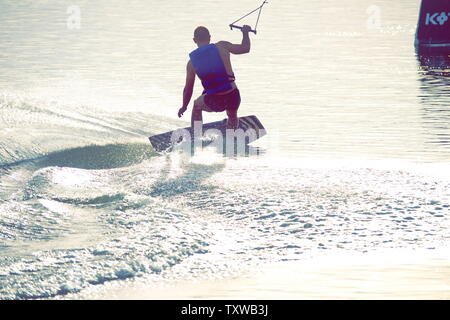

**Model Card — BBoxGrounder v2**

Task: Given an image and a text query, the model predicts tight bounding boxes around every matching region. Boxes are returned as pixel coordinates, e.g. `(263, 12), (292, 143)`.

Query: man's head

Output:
(193, 26), (211, 46)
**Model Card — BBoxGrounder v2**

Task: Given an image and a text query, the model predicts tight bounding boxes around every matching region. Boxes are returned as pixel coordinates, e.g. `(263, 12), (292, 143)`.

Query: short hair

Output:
(194, 26), (210, 42)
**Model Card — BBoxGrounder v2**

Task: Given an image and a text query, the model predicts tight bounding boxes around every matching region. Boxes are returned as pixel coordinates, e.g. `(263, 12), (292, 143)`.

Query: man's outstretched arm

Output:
(218, 25), (252, 54)
(178, 61), (196, 118)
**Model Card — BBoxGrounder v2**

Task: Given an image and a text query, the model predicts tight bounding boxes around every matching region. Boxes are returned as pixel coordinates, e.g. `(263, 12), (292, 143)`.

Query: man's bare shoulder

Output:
(216, 40), (231, 45)
(215, 40), (249, 55)
(216, 41), (232, 49)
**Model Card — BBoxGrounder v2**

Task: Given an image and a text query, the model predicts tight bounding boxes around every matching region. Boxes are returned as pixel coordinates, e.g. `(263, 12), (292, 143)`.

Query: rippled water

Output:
(0, 0), (449, 299)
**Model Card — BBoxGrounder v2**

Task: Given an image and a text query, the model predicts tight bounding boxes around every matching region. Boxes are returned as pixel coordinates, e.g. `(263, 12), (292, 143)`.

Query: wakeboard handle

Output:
(229, 24), (257, 34)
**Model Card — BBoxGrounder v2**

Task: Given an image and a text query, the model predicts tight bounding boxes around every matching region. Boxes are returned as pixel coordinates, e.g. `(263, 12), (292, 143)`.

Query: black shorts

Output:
(204, 89), (241, 113)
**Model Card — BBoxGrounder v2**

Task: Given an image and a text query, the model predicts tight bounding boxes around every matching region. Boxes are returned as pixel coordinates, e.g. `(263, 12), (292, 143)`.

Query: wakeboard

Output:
(148, 115), (266, 152)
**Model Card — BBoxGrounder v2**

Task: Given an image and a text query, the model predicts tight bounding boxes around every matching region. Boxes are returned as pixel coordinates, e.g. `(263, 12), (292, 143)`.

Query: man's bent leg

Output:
(192, 95), (215, 128)
(226, 109), (239, 129)
(191, 99), (203, 129)
(191, 97), (205, 151)
(192, 95), (216, 149)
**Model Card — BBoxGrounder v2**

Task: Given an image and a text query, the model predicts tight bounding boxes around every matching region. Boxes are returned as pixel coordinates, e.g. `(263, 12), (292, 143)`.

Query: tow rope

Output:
(229, 1), (268, 34)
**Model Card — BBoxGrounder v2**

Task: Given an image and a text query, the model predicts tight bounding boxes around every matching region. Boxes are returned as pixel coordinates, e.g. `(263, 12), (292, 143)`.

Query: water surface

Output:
(0, 0), (449, 299)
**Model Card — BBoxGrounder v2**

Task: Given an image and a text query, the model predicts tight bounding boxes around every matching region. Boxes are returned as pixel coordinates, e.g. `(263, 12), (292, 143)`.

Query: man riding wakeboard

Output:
(177, 25), (252, 131)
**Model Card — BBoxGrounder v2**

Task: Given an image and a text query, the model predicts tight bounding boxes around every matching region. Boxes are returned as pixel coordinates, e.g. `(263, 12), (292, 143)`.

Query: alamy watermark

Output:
(169, 120), (267, 157)
(67, 5), (81, 30)
(366, 4), (382, 30)
(318, 4), (416, 38)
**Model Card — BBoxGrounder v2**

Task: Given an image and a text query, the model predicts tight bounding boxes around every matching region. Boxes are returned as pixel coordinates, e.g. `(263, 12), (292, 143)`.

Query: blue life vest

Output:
(189, 44), (235, 95)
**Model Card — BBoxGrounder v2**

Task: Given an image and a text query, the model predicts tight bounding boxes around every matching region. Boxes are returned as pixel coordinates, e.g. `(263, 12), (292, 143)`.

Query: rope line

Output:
(254, 0), (267, 31)
(229, 1), (268, 34)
